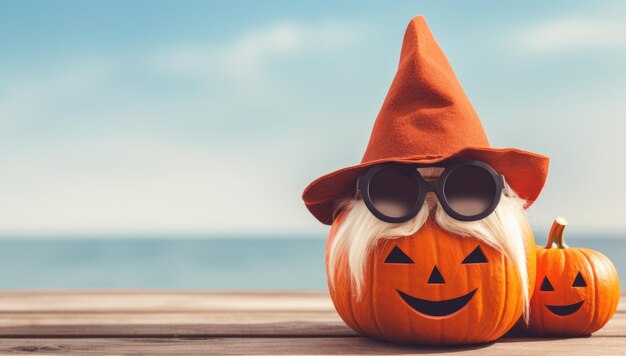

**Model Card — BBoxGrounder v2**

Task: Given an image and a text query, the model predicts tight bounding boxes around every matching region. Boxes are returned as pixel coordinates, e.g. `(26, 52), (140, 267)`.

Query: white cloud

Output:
(0, 20), (360, 234)
(153, 20), (358, 83)
(0, 20), (360, 127)
(519, 18), (626, 52)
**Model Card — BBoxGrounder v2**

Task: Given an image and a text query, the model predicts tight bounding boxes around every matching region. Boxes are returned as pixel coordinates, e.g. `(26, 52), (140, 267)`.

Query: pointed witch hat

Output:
(302, 16), (549, 225)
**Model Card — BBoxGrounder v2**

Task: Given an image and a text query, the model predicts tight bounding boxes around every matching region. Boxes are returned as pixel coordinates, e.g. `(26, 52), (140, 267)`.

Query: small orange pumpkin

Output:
(527, 217), (620, 336)
(326, 213), (536, 345)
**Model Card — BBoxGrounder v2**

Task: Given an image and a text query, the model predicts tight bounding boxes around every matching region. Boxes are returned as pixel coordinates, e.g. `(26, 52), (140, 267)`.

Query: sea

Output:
(0, 236), (624, 290)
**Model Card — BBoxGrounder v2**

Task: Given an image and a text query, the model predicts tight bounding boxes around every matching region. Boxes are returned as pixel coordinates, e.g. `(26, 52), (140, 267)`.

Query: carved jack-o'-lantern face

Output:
(538, 271), (586, 316)
(386, 243), (487, 318)
(327, 216), (536, 345)
(527, 218), (620, 336)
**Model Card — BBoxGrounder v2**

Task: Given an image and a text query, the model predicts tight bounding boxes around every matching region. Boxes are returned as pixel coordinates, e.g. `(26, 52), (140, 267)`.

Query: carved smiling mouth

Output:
(397, 288), (477, 318)
(545, 301), (584, 316)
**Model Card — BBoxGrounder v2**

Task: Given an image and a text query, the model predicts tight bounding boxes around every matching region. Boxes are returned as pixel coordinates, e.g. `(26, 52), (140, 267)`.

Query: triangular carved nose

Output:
(427, 265), (445, 284)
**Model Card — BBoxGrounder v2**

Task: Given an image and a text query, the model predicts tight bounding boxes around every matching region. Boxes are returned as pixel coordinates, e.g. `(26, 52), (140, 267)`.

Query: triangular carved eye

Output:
(461, 246), (488, 264)
(540, 276), (555, 291)
(572, 272), (587, 287)
(384, 246), (414, 264)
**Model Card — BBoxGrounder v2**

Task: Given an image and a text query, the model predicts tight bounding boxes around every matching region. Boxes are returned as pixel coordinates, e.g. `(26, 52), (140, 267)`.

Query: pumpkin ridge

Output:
(335, 258), (358, 334)
(528, 249), (540, 334)
(591, 249), (620, 331)
(343, 252), (365, 335)
(462, 241), (476, 343)
(486, 252), (509, 341)
(403, 237), (419, 342)
(502, 252), (521, 339)
(576, 249), (597, 335)
(579, 249), (607, 335)
(370, 249), (389, 341)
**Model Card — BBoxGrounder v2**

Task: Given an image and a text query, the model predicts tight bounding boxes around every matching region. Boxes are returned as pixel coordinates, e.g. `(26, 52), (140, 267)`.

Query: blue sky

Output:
(0, 1), (625, 236)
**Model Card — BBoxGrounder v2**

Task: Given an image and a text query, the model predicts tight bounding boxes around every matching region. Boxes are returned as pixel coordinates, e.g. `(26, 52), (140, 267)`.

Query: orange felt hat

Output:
(302, 16), (549, 225)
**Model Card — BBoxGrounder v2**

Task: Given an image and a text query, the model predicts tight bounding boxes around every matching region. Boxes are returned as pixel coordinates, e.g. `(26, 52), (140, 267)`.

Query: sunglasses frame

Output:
(357, 160), (505, 223)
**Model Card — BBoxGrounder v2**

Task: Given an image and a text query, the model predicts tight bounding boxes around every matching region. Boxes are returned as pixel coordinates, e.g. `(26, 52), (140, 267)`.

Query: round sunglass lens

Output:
(369, 167), (420, 219)
(444, 165), (496, 217)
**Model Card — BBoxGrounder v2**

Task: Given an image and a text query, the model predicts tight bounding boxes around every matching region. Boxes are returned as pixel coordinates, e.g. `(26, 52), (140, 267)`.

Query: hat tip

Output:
(409, 15), (428, 26)
(405, 15), (433, 40)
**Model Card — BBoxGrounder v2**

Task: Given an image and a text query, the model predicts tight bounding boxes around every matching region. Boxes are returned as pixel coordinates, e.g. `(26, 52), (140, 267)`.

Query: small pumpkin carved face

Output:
(327, 216), (536, 345)
(527, 218), (620, 336)
(539, 270), (586, 316)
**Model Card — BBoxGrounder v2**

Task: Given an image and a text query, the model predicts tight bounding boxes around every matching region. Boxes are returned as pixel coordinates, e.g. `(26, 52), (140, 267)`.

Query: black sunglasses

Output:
(356, 160), (505, 223)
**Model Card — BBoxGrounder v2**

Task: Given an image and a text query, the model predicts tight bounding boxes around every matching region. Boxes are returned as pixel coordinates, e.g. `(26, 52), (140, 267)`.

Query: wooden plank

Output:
(0, 336), (624, 355)
(0, 292), (622, 338)
(0, 308), (353, 337)
(0, 291), (350, 337)
(0, 312), (622, 338)
(0, 291), (335, 312)
(0, 311), (343, 326)
(0, 321), (354, 338)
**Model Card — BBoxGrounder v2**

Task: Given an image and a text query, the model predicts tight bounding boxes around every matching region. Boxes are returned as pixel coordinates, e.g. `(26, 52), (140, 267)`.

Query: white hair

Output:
(328, 168), (531, 322)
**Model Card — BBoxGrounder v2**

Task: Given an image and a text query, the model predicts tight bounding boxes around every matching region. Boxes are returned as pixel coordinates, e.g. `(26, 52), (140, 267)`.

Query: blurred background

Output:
(0, 0), (625, 290)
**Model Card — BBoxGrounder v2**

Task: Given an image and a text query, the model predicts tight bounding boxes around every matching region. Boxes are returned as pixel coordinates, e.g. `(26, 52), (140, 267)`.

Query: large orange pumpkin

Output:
(527, 217), (620, 336)
(327, 213), (536, 345)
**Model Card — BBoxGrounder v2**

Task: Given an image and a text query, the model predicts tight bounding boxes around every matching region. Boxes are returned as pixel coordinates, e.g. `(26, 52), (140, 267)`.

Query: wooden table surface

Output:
(0, 291), (622, 355)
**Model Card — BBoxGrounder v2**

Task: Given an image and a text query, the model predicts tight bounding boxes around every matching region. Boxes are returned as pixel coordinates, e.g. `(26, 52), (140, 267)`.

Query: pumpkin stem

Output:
(546, 217), (568, 249)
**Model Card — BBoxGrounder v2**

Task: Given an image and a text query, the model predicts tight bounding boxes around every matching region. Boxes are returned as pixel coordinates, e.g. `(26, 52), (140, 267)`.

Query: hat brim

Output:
(302, 147), (549, 225)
